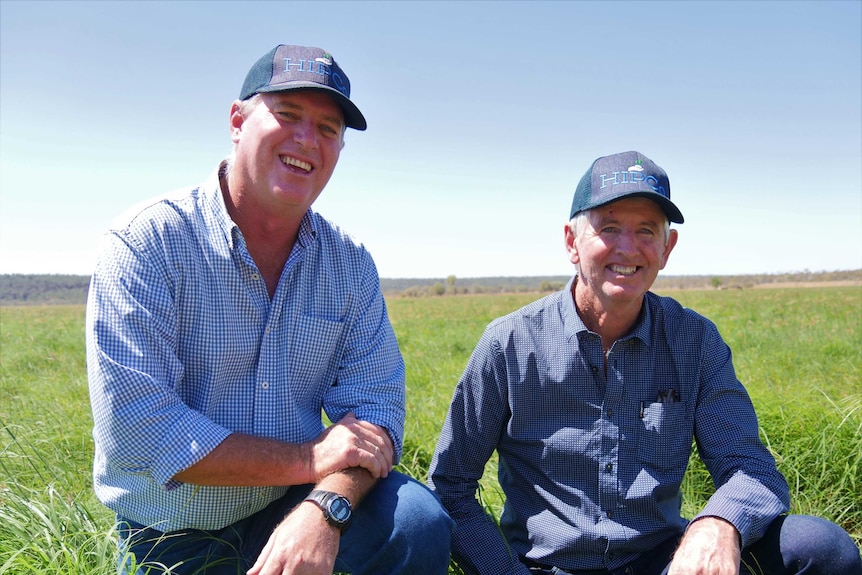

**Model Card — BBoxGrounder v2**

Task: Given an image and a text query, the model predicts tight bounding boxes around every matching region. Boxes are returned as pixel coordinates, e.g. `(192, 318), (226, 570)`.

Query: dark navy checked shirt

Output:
(86, 162), (405, 532)
(429, 279), (789, 575)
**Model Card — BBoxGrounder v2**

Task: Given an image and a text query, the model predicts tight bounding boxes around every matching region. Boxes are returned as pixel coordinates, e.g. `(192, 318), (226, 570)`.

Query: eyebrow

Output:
(270, 98), (344, 128)
(595, 215), (662, 229)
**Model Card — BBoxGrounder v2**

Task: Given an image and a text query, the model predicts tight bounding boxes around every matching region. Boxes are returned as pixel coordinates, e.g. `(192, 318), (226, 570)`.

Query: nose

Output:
(293, 119), (318, 149)
(615, 230), (638, 255)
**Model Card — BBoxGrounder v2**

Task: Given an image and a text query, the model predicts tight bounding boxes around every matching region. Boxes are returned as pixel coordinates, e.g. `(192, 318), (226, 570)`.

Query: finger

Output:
(357, 445), (385, 478)
(354, 420), (394, 458)
(247, 531), (275, 575)
(338, 418), (394, 461)
(357, 424), (394, 473)
(369, 441), (389, 478)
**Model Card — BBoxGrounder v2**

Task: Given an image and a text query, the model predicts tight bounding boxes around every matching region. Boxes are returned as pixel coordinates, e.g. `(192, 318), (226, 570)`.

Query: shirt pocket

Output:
(637, 401), (691, 473)
(289, 315), (345, 394)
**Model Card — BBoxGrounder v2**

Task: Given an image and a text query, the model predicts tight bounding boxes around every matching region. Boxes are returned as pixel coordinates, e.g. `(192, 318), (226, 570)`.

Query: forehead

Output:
(264, 90), (344, 121)
(591, 197), (667, 223)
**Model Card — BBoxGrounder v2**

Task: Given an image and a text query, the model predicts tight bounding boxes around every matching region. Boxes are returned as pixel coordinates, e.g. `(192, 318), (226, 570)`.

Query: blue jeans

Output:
(117, 471), (454, 575)
(526, 515), (860, 575)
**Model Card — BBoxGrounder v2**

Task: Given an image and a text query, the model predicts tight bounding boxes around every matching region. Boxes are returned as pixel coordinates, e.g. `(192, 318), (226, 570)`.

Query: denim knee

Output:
(338, 472), (453, 575)
(781, 515), (862, 575)
(388, 476), (454, 571)
(761, 514), (862, 575)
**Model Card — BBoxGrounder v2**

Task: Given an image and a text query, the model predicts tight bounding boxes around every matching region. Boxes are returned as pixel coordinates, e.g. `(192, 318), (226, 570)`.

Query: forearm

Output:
(695, 326), (790, 546)
(174, 412), (394, 487)
(449, 502), (529, 575)
(694, 470), (788, 547)
(173, 432), (313, 486)
(313, 466), (378, 507)
(432, 475), (526, 575)
(173, 437), (380, 497)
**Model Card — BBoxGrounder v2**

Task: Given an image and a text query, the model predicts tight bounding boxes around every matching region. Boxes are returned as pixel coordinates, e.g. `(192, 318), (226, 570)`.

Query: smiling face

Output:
(228, 90), (345, 218)
(566, 197), (678, 315)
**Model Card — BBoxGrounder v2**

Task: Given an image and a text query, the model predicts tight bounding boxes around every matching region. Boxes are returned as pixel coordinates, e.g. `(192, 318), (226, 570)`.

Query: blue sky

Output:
(1, 0), (860, 279)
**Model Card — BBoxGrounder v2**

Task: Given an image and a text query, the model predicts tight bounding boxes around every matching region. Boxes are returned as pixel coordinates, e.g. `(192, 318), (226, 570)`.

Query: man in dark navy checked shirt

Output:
(86, 44), (452, 574)
(428, 151), (860, 575)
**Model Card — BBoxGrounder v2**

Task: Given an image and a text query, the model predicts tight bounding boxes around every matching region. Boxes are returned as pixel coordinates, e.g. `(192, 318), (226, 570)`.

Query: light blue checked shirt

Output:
(428, 278), (790, 575)
(86, 162), (405, 532)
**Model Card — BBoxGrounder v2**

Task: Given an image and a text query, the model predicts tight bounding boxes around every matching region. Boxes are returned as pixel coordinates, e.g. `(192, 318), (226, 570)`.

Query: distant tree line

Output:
(385, 270), (862, 298)
(1, 270), (859, 305)
(0, 274), (91, 305)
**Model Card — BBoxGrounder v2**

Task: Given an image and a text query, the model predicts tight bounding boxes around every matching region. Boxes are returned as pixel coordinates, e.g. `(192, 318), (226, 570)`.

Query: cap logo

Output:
(280, 57), (349, 97)
(598, 169), (668, 197)
(628, 160), (644, 172)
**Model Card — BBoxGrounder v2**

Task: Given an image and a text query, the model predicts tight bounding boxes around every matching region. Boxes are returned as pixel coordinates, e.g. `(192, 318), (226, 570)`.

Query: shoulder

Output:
(486, 290), (566, 338)
(108, 185), (202, 239)
(645, 291), (721, 342)
(308, 212), (373, 263)
(305, 212), (383, 294)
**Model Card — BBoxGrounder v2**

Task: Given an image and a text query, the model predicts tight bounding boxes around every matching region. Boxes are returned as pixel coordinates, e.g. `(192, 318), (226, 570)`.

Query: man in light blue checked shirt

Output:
(86, 44), (452, 575)
(428, 151), (860, 575)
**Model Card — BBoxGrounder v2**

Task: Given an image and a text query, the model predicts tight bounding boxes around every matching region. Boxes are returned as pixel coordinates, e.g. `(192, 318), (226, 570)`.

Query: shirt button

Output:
(265, 326), (271, 334)
(606, 409), (613, 417)
(261, 381), (270, 389)
(250, 273), (260, 281)
(605, 463), (613, 473)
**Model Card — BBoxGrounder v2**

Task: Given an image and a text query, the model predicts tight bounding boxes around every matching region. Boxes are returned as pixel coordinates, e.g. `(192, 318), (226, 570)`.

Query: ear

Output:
(229, 101), (244, 145)
(565, 223), (580, 266)
(659, 228), (679, 270)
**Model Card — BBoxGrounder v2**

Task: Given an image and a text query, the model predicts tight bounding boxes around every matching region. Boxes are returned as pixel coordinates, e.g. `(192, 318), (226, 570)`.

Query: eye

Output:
(319, 124), (340, 137)
(276, 110), (299, 121)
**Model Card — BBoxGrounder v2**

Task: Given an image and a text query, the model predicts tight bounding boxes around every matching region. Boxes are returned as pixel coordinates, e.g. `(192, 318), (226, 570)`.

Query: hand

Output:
(668, 517), (741, 575)
(247, 501), (340, 575)
(305, 412), (393, 481)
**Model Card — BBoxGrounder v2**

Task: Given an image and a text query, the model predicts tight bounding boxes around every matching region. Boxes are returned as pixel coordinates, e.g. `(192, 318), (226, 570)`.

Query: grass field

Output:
(1, 286), (860, 573)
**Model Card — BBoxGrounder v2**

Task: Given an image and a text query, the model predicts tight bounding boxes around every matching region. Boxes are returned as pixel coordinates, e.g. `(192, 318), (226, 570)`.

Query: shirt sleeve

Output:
(691, 322), (790, 547)
(428, 329), (532, 575)
(321, 251), (406, 462)
(86, 230), (231, 488)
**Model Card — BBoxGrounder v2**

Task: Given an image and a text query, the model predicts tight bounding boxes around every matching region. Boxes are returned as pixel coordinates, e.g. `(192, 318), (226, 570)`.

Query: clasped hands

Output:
(303, 411), (394, 483)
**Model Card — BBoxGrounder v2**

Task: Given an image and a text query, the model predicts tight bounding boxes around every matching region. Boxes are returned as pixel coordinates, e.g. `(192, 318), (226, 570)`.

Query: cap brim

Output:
(256, 83), (367, 131)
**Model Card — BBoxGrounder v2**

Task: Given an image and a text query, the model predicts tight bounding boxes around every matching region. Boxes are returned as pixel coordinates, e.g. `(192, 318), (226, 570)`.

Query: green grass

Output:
(1, 287), (860, 573)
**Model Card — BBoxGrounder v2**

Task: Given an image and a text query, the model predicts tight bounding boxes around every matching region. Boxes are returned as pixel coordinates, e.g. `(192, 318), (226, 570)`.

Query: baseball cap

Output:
(239, 44), (367, 131)
(569, 151), (684, 223)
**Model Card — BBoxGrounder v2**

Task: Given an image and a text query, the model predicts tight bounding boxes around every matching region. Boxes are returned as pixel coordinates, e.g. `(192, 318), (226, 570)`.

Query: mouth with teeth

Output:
(281, 155), (312, 173)
(609, 265), (638, 276)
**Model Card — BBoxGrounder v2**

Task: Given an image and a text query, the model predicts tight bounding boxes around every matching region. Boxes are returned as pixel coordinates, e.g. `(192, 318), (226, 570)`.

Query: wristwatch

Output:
(304, 490), (353, 533)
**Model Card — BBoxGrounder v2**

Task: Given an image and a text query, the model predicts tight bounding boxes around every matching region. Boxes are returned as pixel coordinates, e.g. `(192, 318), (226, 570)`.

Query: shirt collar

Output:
(562, 276), (588, 342)
(209, 160), (240, 250)
(296, 209), (317, 248)
(562, 275), (654, 347)
(209, 159), (319, 251)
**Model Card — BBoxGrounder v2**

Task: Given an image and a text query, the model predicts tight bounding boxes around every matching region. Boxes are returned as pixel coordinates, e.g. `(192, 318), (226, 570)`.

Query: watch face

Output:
(328, 497), (351, 523)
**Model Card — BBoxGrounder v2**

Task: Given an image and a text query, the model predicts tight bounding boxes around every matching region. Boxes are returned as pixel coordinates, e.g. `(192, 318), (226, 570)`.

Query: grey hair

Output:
(238, 93), (263, 117)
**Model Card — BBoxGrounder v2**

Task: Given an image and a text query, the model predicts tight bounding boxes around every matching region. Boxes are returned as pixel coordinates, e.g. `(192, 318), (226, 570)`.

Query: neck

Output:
(221, 170), (301, 298)
(572, 279), (643, 353)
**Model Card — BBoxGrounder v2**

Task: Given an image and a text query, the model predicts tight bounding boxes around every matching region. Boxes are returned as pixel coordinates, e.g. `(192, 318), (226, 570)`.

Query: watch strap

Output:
(304, 489), (352, 533)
